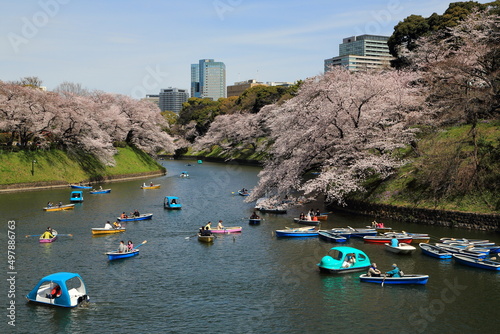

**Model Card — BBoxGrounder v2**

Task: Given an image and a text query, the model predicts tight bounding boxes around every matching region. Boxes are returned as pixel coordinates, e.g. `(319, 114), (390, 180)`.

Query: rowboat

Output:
(179, 171), (189, 178)
(70, 184), (92, 189)
(384, 243), (417, 254)
(359, 274), (429, 285)
(210, 226), (242, 234)
(363, 236), (412, 244)
(249, 218), (261, 224)
(91, 227), (126, 235)
(317, 246), (371, 274)
(43, 204), (75, 212)
(434, 243), (488, 258)
(343, 227), (377, 238)
(70, 191), (83, 202)
(141, 184), (160, 189)
(452, 254), (500, 271)
(419, 243), (453, 259)
(327, 228), (352, 239)
(440, 237), (490, 245)
(39, 229), (58, 243)
(198, 234), (215, 243)
(238, 190), (250, 196)
(89, 189), (111, 194)
(293, 218), (320, 226)
(275, 228), (318, 237)
(318, 230), (347, 243)
(164, 196), (182, 209)
(258, 207), (287, 214)
(26, 272), (89, 307)
(106, 249), (139, 261)
(117, 213), (153, 221)
(404, 232), (430, 244)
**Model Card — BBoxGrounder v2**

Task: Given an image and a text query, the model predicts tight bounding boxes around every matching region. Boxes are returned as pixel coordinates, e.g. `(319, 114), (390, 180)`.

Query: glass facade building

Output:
(159, 88), (189, 113)
(190, 59), (226, 100)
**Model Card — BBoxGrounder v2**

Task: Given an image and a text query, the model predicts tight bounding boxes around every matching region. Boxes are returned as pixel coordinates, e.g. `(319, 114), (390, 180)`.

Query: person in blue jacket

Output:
(386, 263), (401, 277)
(390, 235), (399, 247)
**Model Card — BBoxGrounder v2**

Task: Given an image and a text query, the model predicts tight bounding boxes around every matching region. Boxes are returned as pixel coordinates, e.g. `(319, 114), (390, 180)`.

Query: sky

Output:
(0, 0), (490, 98)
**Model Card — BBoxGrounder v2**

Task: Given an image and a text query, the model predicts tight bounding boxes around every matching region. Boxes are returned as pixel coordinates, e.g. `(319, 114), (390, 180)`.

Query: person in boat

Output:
(104, 221), (113, 229)
(127, 240), (134, 251)
(299, 212), (305, 220)
(342, 254), (356, 268)
(204, 221), (212, 230)
(305, 212), (312, 221)
(46, 284), (61, 299)
(385, 263), (401, 277)
(367, 263), (381, 277)
(201, 226), (212, 236)
(118, 241), (128, 253)
(143, 182), (146, 187)
(371, 220), (378, 228)
(47, 201), (53, 208)
(311, 215), (318, 222)
(250, 211), (260, 219)
(150, 182), (154, 186)
(171, 198), (177, 204)
(315, 209), (321, 217)
(58, 201), (63, 207)
(390, 235), (399, 247)
(120, 212), (128, 219)
(133, 209), (140, 217)
(40, 228), (54, 240)
(113, 221), (121, 229)
(217, 220), (224, 229)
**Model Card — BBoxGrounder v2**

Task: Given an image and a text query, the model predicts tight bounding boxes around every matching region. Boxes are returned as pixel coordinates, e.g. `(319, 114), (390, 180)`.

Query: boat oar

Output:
(25, 234), (41, 238)
(381, 275), (386, 287)
(57, 234), (73, 237)
(132, 240), (147, 249)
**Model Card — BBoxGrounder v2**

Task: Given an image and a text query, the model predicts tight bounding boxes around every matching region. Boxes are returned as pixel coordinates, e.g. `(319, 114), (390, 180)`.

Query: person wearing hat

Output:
(385, 263), (401, 277)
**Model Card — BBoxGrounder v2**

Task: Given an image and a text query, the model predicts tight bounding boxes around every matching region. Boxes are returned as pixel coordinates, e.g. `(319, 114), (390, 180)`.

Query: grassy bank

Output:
(0, 146), (165, 186)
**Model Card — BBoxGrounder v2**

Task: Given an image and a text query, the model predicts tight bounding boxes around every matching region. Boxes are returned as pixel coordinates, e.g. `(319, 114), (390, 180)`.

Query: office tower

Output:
(191, 59), (226, 100)
(159, 88), (189, 113)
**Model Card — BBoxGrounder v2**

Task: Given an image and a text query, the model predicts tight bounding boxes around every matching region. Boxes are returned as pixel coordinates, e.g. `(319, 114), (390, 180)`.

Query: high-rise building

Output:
(159, 88), (189, 113)
(143, 94), (160, 109)
(191, 59), (226, 100)
(324, 34), (393, 72)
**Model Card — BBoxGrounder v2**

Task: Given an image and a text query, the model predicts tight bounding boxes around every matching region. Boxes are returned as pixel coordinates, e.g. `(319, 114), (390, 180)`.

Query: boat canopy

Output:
(26, 272), (88, 307)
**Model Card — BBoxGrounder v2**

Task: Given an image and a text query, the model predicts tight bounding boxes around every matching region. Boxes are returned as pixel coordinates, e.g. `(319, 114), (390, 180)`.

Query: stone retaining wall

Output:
(330, 200), (500, 232)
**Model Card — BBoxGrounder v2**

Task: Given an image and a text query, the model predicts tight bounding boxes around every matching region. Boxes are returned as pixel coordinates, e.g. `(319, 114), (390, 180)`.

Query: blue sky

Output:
(0, 0), (488, 98)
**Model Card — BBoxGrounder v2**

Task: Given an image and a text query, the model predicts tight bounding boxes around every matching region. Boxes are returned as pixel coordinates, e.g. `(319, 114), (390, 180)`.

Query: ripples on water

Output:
(1, 160), (499, 333)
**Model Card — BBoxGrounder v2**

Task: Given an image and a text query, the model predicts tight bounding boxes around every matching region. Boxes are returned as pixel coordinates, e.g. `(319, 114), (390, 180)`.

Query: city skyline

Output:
(1, 0), (488, 98)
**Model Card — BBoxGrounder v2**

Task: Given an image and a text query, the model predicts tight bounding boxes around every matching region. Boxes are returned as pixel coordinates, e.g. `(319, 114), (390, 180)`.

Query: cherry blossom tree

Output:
(244, 67), (427, 205)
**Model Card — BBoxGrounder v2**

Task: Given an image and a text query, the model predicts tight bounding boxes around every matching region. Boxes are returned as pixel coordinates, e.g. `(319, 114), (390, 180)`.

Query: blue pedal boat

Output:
(117, 213), (153, 221)
(317, 246), (370, 274)
(106, 249), (140, 261)
(26, 272), (89, 307)
(164, 196), (182, 209)
(70, 191), (84, 202)
(359, 274), (429, 285)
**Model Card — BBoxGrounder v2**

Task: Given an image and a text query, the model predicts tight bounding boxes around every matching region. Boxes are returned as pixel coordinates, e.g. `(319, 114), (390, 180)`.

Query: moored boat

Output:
(117, 213), (153, 221)
(359, 274), (429, 285)
(363, 235), (412, 244)
(452, 254), (500, 271)
(106, 249), (139, 260)
(39, 229), (58, 243)
(293, 218), (320, 226)
(403, 232), (430, 244)
(419, 243), (452, 259)
(91, 227), (126, 235)
(434, 243), (488, 258)
(384, 243), (417, 254)
(258, 207), (287, 214)
(164, 196), (182, 209)
(26, 272), (89, 307)
(43, 204), (75, 212)
(198, 234), (215, 243)
(275, 228), (318, 237)
(317, 246), (370, 274)
(316, 214), (328, 221)
(210, 226), (242, 234)
(344, 227), (377, 238)
(318, 230), (347, 243)
(89, 188), (111, 194)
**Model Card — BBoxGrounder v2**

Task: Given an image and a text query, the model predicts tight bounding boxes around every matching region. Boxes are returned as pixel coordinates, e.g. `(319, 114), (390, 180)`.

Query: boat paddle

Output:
(381, 274), (386, 287)
(25, 234), (41, 238)
(132, 240), (147, 249)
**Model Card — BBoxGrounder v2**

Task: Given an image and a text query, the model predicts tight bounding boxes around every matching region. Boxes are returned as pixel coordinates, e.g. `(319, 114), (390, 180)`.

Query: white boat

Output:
(384, 243), (417, 254)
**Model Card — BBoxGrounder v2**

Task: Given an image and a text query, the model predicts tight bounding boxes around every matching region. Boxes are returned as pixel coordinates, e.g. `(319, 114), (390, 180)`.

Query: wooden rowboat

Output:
(91, 228), (126, 235)
(198, 234), (215, 243)
(106, 249), (139, 260)
(316, 215), (328, 221)
(141, 184), (160, 189)
(359, 274), (429, 285)
(43, 204), (75, 212)
(209, 226), (242, 234)
(384, 243), (417, 254)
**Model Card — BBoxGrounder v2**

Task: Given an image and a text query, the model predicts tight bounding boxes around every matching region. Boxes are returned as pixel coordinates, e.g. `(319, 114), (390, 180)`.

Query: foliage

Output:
(0, 81), (177, 165)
